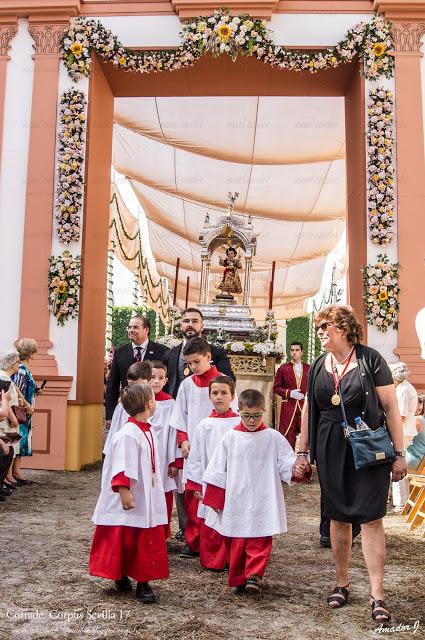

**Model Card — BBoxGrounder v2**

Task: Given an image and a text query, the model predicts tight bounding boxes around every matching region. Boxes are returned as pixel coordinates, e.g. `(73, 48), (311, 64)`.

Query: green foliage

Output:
(112, 306), (165, 348)
(286, 315), (321, 362)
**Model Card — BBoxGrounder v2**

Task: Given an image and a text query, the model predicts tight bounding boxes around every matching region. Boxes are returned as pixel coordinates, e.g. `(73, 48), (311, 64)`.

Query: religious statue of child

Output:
(218, 247), (242, 295)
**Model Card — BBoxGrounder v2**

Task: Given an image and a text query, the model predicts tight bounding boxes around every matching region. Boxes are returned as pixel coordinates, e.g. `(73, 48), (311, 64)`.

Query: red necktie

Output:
(134, 346), (142, 362)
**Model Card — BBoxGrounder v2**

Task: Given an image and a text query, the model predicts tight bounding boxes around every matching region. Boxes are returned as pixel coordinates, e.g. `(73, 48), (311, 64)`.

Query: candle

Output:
(173, 258), (180, 306)
(269, 261), (276, 310)
(185, 276), (190, 308)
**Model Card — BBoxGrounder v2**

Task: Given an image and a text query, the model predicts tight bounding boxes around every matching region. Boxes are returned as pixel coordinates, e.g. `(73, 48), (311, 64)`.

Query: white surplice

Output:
(148, 393), (180, 492)
(92, 420), (168, 528)
(186, 414), (241, 519)
(103, 403), (128, 457)
(203, 427), (296, 537)
(169, 375), (238, 482)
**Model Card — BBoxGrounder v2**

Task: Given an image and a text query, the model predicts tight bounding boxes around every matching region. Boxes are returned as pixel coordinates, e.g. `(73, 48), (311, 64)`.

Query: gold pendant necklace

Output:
(331, 393), (341, 406)
(183, 366), (190, 376)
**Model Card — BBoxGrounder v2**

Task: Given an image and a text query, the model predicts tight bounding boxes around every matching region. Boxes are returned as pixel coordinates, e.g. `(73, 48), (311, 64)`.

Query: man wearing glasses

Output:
(104, 315), (169, 427)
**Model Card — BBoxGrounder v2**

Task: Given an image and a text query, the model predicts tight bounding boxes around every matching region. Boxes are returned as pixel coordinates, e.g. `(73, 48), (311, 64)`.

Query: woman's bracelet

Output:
(297, 451), (309, 457)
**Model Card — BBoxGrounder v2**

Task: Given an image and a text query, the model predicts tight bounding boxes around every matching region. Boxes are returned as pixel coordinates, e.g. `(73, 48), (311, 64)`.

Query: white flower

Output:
(229, 341), (245, 353)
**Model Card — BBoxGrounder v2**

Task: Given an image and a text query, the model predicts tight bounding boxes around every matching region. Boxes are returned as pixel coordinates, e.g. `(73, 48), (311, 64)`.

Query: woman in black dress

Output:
(296, 305), (406, 622)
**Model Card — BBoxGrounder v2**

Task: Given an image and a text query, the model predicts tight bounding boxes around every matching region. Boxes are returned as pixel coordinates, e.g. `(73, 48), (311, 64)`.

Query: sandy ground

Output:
(0, 467), (424, 640)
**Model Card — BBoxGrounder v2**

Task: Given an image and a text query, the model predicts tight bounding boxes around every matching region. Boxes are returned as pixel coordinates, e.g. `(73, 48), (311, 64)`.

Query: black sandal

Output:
(370, 596), (391, 622)
(327, 584), (350, 608)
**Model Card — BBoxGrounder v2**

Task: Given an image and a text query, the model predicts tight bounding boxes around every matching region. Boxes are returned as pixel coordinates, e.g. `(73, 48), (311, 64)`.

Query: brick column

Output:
(18, 18), (68, 375)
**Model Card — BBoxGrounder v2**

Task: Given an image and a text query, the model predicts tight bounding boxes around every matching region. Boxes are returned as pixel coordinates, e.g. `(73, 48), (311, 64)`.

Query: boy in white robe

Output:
(170, 337), (238, 558)
(103, 361), (152, 459)
(202, 389), (296, 594)
(89, 383), (168, 604)
(149, 361), (181, 539)
(186, 375), (240, 570)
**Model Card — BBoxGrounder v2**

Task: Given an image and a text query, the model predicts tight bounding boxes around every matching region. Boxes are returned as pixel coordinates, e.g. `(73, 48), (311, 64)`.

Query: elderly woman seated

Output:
(0, 350), (21, 489)
(407, 394), (425, 470)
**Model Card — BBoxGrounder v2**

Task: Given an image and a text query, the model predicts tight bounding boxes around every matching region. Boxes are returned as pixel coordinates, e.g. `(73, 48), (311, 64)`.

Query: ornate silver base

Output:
(198, 303), (256, 337)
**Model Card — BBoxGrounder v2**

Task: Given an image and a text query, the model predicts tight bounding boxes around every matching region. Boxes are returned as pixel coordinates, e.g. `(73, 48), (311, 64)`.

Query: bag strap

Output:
(333, 365), (350, 430)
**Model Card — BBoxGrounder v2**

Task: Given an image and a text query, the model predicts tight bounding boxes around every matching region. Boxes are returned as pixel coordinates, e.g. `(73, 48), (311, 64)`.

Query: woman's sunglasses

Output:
(315, 321), (333, 333)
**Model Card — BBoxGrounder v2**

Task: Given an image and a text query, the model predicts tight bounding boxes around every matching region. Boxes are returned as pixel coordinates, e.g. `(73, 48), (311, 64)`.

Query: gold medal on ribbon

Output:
(331, 393), (341, 406)
(183, 366), (190, 376)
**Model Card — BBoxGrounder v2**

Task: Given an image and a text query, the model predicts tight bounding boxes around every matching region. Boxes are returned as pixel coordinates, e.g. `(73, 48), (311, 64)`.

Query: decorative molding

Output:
(392, 21), (425, 51)
(32, 408), (52, 455)
(171, 0), (280, 20)
(229, 354), (276, 376)
(0, 23), (18, 57)
(0, 1), (80, 19)
(374, 1), (425, 21)
(29, 21), (68, 54)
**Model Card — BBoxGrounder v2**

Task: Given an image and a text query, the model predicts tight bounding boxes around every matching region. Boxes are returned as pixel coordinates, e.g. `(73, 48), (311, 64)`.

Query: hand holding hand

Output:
(194, 491), (203, 501)
(181, 441), (191, 459)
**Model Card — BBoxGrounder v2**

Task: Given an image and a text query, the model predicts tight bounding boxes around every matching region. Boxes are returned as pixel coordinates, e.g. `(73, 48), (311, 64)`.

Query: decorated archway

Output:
(2, 0), (425, 470)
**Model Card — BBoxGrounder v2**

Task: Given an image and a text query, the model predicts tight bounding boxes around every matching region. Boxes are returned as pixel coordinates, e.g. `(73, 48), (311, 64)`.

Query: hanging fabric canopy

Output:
(112, 96), (346, 319)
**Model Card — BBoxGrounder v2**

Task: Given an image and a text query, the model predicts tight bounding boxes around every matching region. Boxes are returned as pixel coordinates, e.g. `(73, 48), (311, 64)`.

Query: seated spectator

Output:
(0, 391), (14, 502)
(12, 338), (38, 484)
(407, 394), (425, 470)
(0, 350), (21, 488)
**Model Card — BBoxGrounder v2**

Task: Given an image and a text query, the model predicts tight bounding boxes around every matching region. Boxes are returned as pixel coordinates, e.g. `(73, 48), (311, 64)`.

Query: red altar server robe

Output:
(273, 362), (310, 450)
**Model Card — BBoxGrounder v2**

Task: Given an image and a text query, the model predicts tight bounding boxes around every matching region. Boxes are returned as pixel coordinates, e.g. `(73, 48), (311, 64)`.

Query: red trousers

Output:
(89, 524), (168, 582)
(184, 490), (202, 552)
(224, 536), (272, 587)
(164, 491), (173, 540)
(199, 522), (227, 571)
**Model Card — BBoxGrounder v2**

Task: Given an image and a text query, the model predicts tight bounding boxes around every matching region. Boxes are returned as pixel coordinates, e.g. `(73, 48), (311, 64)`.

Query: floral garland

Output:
(56, 89), (87, 244)
(367, 87), (395, 245)
(62, 12), (393, 82)
(362, 254), (399, 332)
(48, 250), (81, 325)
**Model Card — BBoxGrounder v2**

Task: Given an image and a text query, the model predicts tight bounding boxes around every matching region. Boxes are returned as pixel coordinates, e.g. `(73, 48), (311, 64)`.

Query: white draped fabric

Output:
(112, 96), (346, 319)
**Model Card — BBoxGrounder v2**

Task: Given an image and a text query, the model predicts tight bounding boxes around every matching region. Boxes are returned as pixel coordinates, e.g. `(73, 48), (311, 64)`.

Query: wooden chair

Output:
(401, 456), (425, 517)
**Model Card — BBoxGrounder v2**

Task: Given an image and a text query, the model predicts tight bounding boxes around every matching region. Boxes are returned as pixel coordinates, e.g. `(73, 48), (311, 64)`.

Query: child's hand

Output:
(168, 466), (178, 478)
(194, 491), (203, 501)
(119, 487), (135, 510)
(181, 441), (191, 459)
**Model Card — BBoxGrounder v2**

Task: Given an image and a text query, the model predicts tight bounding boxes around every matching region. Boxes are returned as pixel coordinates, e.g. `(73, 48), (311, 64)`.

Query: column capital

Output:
(28, 19), (68, 54)
(374, 0), (425, 20)
(392, 21), (425, 52)
(0, 19), (18, 57)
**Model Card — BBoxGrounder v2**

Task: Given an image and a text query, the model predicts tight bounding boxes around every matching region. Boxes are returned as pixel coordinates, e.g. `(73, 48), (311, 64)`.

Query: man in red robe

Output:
(273, 341), (310, 451)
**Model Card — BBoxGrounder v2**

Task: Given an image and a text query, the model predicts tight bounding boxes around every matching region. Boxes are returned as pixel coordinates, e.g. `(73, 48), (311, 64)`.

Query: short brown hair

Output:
(183, 337), (211, 357)
(127, 361), (152, 382)
(183, 307), (204, 320)
(14, 338), (37, 360)
(121, 383), (153, 416)
(315, 305), (363, 345)
(238, 389), (265, 410)
(417, 393), (425, 416)
(151, 360), (167, 374)
(209, 375), (235, 396)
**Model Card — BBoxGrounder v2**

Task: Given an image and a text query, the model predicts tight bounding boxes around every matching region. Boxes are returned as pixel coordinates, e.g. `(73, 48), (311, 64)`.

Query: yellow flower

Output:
(70, 42), (83, 56)
(378, 291), (388, 301)
(57, 282), (68, 294)
(372, 42), (387, 57)
(217, 24), (232, 42)
(118, 56), (127, 66)
(330, 56), (337, 64)
(389, 306), (395, 313)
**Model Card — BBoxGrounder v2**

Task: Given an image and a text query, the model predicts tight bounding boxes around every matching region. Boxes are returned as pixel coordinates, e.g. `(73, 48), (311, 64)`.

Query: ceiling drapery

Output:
(112, 96), (346, 320)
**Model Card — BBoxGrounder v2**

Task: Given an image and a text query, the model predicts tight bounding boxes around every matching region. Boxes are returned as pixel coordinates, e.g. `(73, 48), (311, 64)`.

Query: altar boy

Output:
(202, 389), (296, 594)
(149, 361), (181, 539)
(169, 337), (238, 558)
(89, 383), (168, 604)
(186, 375), (240, 570)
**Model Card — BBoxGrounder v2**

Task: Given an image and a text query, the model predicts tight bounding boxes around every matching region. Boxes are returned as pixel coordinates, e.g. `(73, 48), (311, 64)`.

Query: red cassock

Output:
(273, 362), (310, 450)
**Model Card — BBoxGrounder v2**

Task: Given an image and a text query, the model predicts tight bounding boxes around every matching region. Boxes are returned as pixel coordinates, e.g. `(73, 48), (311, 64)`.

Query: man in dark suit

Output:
(163, 307), (235, 399)
(163, 307), (235, 541)
(105, 314), (169, 424)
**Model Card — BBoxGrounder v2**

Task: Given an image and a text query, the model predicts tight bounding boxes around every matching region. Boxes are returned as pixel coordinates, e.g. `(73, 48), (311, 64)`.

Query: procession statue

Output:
(218, 247), (243, 296)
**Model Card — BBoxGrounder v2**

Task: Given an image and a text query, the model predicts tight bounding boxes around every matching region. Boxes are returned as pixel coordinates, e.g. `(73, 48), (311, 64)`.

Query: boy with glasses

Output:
(202, 389), (296, 594)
